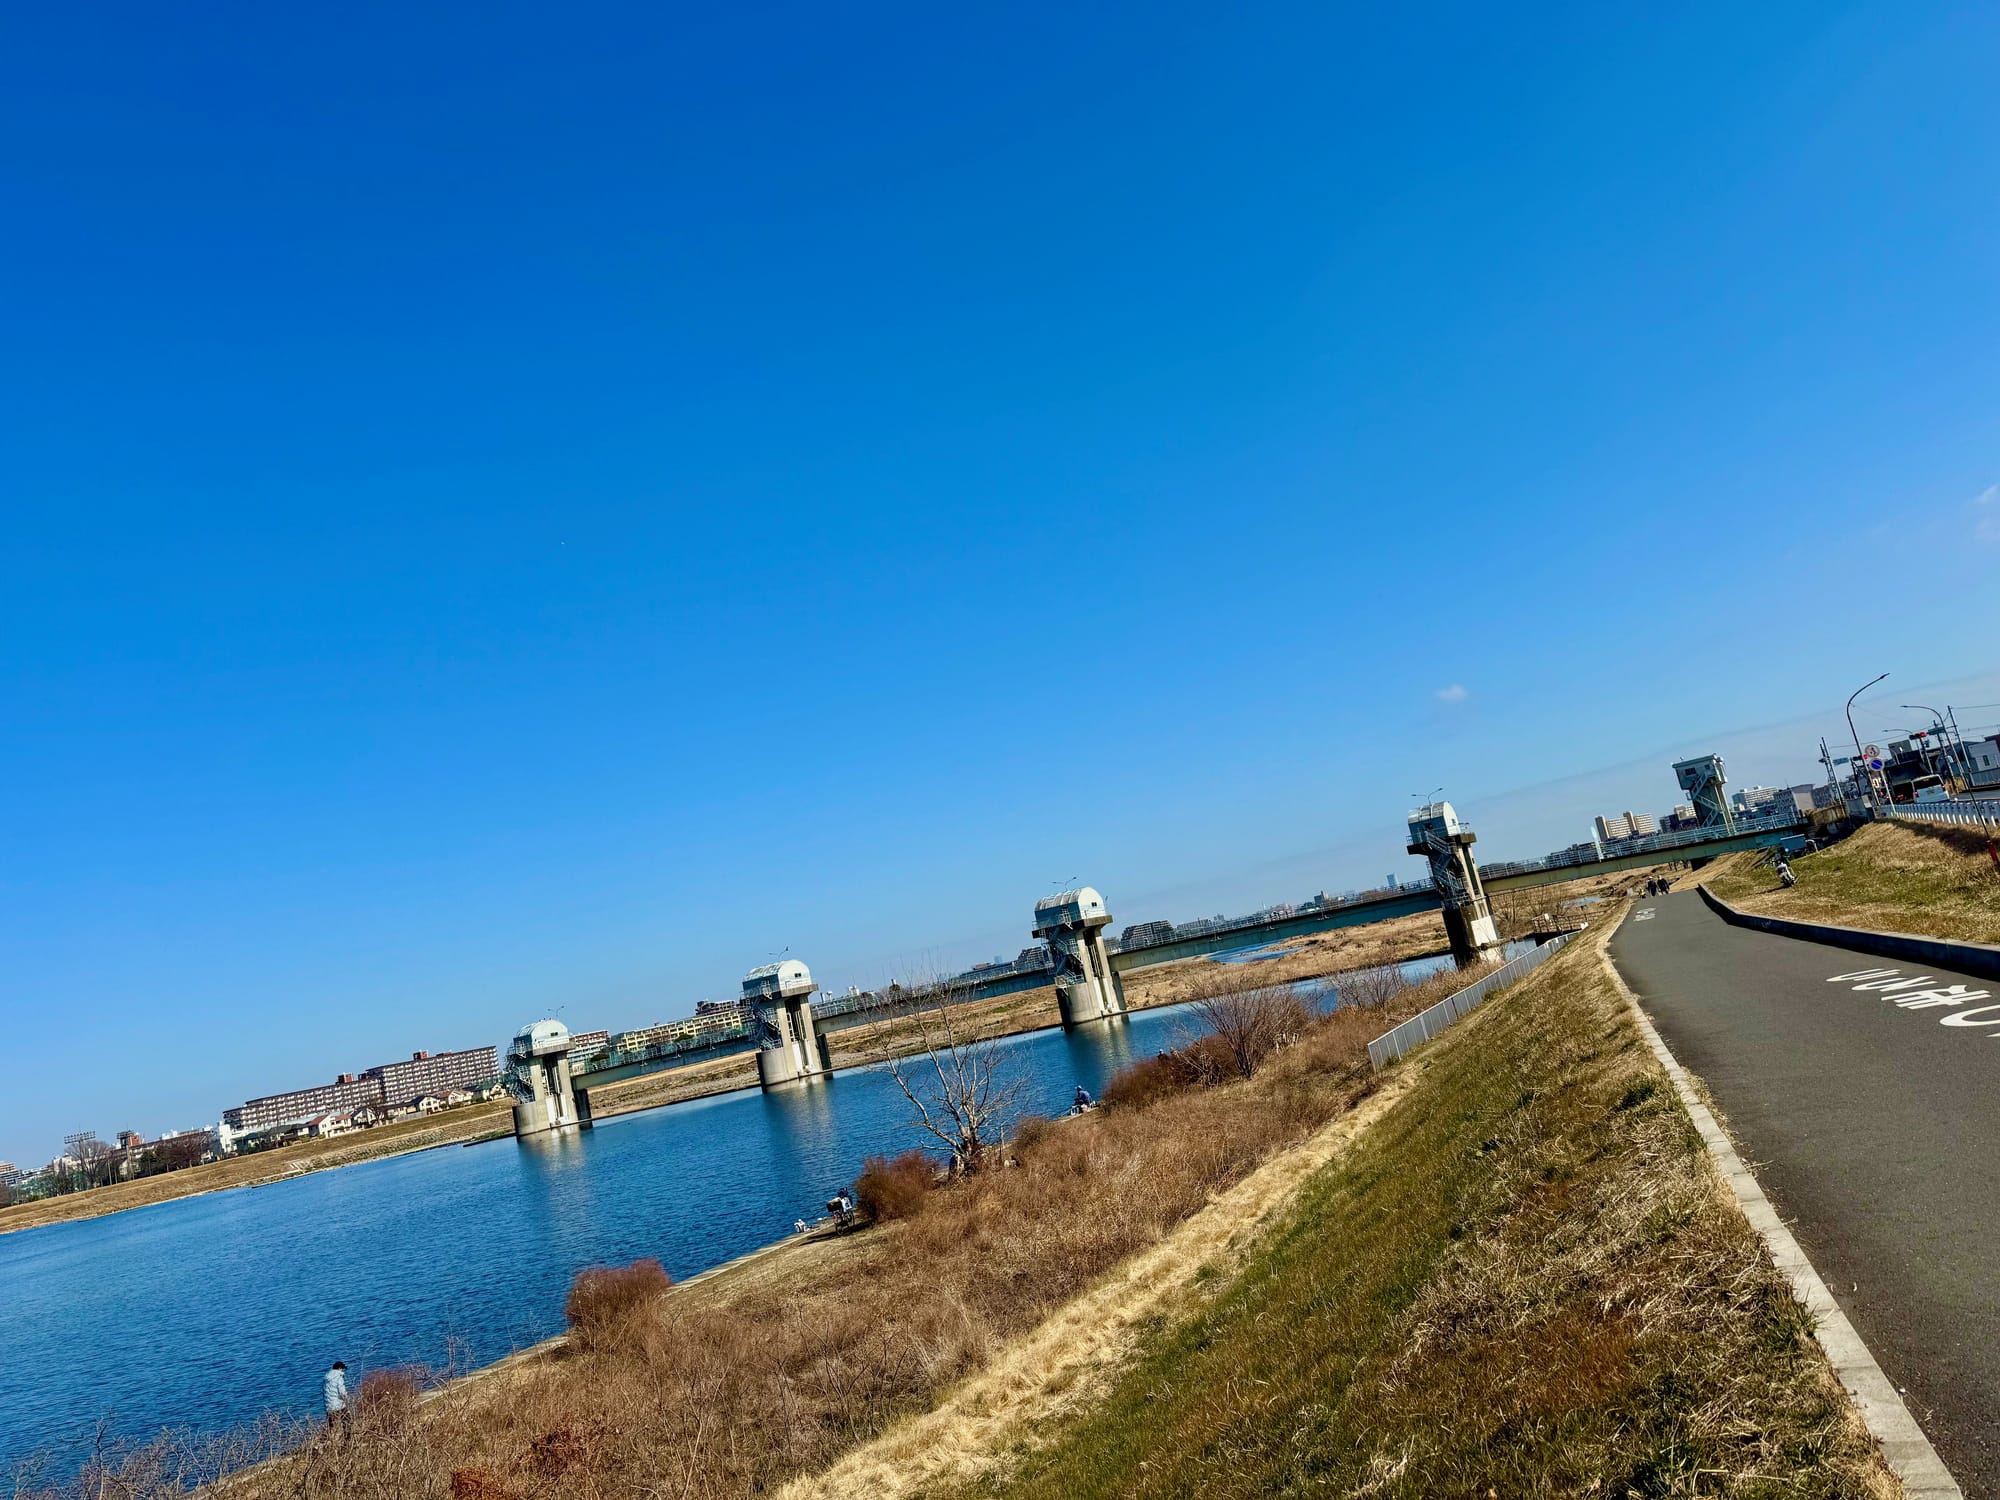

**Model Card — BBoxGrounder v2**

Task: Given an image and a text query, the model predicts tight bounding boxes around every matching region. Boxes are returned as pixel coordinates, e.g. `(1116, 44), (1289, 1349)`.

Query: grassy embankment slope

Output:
(906, 923), (1893, 1500)
(1705, 819), (2000, 945)
(0, 1103), (513, 1237)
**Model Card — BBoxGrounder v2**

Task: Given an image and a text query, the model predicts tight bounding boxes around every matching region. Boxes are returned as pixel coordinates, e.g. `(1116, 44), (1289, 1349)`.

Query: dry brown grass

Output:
(20, 966), (1475, 1500)
(1708, 819), (2000, 943)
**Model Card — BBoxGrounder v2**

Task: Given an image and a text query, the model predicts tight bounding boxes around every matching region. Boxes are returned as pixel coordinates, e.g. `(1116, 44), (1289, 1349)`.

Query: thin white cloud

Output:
(1973, 484), (2000, 544)
(1436, 683), (1468, 704)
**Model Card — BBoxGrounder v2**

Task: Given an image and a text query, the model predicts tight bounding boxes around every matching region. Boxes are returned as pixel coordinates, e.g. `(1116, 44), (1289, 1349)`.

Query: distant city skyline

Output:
(5, 4), (1999, 1167)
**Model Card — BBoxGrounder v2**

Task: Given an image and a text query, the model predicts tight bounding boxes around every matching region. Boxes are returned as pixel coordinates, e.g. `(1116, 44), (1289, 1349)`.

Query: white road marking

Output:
(1825, 966), (1995, 1034)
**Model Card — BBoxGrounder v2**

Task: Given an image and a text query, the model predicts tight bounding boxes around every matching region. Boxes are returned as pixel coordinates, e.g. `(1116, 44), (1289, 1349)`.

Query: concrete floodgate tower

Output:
(749, 959), (831, 1089)
(1034, 887), (1128, 1028)
(507, 1019), (592, 1137)
(1406, 801), (1504, 967)
(1673, 753), (1735, 831)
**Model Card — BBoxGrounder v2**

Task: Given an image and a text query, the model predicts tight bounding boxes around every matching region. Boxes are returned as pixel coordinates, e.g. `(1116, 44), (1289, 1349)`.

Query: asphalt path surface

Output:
(1613, 890), (2000, 1495)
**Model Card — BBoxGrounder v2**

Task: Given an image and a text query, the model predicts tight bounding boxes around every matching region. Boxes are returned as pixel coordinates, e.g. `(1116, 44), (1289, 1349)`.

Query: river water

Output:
(0, 945), (1520, 1475)
(1, 998), (1224, 1473)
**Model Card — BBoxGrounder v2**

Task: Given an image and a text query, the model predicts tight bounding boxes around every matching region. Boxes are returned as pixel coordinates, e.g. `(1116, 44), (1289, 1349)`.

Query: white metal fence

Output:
(1888, 799), (2000, 834)
(1366, 929), (1581, 1071)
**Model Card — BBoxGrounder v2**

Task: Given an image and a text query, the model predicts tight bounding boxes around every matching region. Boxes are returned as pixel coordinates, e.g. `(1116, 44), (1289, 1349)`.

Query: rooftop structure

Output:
(1032, 887), (1112, 938)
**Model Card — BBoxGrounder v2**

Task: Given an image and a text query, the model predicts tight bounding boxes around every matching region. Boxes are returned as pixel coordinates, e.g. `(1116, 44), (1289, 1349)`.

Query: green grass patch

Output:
(934, 939), (1887, 1499)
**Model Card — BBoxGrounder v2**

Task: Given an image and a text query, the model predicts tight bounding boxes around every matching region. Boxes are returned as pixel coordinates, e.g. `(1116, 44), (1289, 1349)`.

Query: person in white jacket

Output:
(323, 1361), (350, 1433)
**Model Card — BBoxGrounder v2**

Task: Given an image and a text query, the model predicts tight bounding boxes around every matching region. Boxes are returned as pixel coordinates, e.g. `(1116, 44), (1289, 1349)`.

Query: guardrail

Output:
(1366, 928), (1581, 1071)
(1887, 798), (2000, 834)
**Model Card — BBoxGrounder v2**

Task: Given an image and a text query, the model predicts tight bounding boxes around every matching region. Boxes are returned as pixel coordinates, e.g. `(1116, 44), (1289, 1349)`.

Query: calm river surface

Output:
(1, 998), (1216, 1473)
(1, 945), (1518, 1475)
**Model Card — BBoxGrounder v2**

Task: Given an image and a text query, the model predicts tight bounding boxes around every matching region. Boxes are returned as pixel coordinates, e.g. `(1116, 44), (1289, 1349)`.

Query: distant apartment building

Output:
(1120, 920), (1175, 950)
(1593, 811), (1658, 843)
(225, 1073), (386, 1133)
(607, 1012), (740, 1055)
(224, 1043), (499, 1134)
(373, 1048), (501, 1107)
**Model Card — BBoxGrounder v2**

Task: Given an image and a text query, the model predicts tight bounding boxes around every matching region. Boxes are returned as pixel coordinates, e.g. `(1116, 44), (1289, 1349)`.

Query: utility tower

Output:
(1406, 801), (1504, 966)
(1033, 887), (1128, 1027)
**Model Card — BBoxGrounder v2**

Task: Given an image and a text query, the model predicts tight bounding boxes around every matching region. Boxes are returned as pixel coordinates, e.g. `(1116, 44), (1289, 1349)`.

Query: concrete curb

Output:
(1604, 915), (1962, 1499)
(1697, 884), (2000, 982)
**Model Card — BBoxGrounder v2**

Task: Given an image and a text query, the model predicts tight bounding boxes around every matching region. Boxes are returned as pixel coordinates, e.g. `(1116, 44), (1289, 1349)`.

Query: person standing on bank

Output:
(323, 1361), (350, 1434)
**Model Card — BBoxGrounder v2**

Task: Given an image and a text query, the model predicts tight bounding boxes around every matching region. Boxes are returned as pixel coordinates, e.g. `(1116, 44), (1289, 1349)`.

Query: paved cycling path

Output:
(1611, 891), (2000, 1494)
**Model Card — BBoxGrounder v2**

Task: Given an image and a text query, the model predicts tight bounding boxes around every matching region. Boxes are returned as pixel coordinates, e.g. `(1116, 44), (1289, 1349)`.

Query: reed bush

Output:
(854, 1150), (937, 1222)
(562, 1258), (671, 1349)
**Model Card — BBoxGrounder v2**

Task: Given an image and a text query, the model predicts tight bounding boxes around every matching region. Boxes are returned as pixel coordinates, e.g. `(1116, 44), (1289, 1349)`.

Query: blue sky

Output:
(3, 3), (1997, 1167)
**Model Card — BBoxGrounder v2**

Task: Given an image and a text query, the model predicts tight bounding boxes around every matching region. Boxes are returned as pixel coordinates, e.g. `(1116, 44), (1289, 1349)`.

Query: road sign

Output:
(1869, 758), (1884, 771)
(1862, 744), (1882, 762)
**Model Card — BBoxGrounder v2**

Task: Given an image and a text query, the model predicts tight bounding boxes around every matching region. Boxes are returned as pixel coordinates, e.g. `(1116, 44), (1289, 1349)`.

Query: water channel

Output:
(0, 943), (1523, 1474)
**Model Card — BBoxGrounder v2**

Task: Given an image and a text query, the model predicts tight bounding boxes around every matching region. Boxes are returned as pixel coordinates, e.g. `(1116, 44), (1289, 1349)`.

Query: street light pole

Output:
(1948, 706), (1971, 786)
(1847, 673), (1888, 812)
(1901, 704), (1951, 784)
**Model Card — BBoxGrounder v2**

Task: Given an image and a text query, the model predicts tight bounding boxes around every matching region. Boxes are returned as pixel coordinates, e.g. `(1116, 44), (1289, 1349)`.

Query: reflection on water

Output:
(0, 1000), (1207, 1472)
(1212, 942), (1288, 965)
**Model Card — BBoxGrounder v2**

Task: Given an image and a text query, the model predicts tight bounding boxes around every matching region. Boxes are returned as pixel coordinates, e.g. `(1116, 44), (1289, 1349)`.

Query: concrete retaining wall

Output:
(1697, 885), (2000, 982)
(1366, 930), (1580, 1071)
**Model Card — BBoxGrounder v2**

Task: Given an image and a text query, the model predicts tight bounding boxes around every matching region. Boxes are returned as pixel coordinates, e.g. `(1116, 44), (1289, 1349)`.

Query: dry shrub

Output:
(1100, 1053), (1189, 1109)
(854, 1150), (936, 1222)
(449, 1467), (518, 1500)
(526, 1416), (607, 1477)
(564, 1257), (671, 1347)
(355, 1366), (424, 1434)
(1009, 1114), (1058, 1154)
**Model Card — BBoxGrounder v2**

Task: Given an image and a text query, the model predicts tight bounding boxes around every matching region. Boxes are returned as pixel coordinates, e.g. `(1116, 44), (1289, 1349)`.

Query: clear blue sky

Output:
(4, 3), (1996, 1168)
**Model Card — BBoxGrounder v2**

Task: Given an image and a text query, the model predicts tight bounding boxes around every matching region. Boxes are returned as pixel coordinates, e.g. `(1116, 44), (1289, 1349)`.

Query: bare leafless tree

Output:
(1333, 962), (1409, 1011)
(1180, 979), (1311, 1080)
(871, 976), (1025, 1175)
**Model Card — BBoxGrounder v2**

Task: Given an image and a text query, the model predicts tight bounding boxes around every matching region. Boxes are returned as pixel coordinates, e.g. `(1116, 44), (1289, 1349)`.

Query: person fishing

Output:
(323, 1361), (350, 1435)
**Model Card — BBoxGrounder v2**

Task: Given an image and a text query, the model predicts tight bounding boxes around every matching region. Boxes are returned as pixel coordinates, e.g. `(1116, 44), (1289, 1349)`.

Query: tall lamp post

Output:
(1847, 673), (1888, 812)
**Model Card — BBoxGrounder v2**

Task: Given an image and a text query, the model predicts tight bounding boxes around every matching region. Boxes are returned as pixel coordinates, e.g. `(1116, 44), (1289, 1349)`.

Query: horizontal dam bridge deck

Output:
(1106, 818), (1803, 972)
(558, 815), (1809, 1095)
